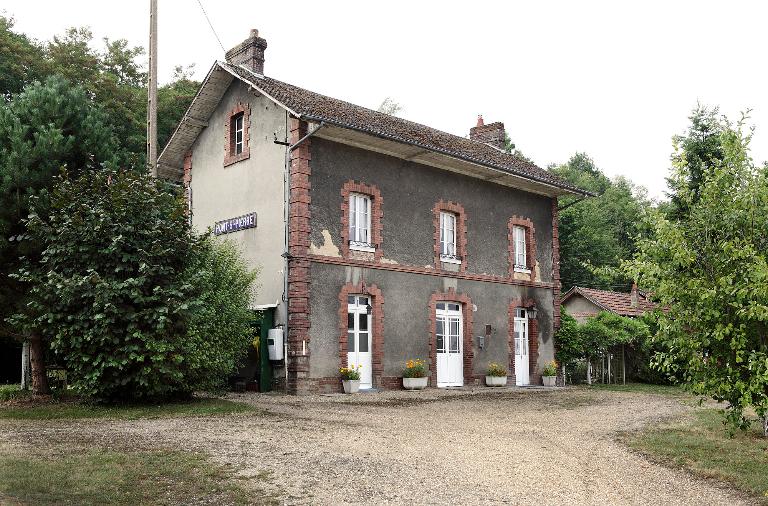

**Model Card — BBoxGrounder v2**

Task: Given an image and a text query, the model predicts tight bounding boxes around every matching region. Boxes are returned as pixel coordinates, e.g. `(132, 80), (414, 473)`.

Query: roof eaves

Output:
(301, 113), (592, 196)
(216, 61), (301, 119)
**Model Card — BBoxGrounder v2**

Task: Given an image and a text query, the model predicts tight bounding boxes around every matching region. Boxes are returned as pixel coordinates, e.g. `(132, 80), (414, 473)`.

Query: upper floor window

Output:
(513, 225), (527, 270)
(232, 113), (244, 154)
(224, 102), (250, 167)
(440, 212), (459, 261)
(508, 216), (535, 279)
(349, 193), (373, 251)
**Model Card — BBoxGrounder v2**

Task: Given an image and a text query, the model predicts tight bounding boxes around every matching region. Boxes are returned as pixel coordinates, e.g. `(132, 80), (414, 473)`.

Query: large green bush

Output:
(15, 169), (257, 400)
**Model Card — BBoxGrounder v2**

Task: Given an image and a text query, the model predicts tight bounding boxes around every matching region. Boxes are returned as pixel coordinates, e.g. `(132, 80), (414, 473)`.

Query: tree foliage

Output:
(551, 153), (650, 291)
(13, 169), (257, 400)
(629, 111), (768, 434)
(0, 76), (122, 341)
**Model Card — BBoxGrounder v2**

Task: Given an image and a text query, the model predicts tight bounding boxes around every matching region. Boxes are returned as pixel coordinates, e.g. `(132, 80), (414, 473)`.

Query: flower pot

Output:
(342, 379), (360, 394)
(403, 376), (428, 390)
(485, 375), (507, 387)
(542, 375), (557, 387)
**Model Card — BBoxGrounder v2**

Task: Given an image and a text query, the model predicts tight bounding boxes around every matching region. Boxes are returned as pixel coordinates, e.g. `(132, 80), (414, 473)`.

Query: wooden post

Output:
(622, 344), (626, 385)
(147, 0), (158, 176)
(607, 352), (612, 384)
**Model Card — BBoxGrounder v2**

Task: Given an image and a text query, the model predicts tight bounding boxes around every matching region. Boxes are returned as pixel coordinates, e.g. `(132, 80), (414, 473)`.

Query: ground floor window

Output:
(436, 302), (463, 387)
(347, 295), (373, 389)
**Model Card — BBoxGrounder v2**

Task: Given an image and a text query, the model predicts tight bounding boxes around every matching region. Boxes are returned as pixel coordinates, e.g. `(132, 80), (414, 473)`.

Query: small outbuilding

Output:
(561, 284), (657, 384)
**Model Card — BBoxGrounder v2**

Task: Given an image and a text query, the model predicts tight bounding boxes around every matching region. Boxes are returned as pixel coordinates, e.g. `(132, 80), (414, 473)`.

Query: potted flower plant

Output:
(485, 362), (508, 387)
(339, 364), (362, 393)
(541, 360), (558, 387)
(402, 359), (428, 390)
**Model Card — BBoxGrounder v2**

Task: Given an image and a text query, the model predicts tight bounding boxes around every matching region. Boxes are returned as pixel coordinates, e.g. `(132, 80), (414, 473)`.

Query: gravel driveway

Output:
(0, 387), (748, 505)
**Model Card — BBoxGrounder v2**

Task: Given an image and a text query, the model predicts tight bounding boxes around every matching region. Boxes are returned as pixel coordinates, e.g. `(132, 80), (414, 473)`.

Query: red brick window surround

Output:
(223, 102), (250, 167)
(338, 282), (384, 386)
(341, 181), (383, 261)
(508, 297), (539, 385)
(428, 289), (474, 387)
(508, 216), (536, 281)
(432, 201), (467, 272)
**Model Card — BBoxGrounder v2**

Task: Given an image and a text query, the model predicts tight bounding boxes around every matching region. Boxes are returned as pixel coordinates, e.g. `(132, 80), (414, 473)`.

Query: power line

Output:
(195, 0), (226, 54)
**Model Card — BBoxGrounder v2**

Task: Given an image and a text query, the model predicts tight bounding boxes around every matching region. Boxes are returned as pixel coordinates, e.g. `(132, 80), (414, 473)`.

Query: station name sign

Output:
(214, 212), (257, 235)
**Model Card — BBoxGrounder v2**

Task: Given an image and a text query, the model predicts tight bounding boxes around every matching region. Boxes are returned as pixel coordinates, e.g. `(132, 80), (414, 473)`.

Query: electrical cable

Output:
(195, 0), (226, 54)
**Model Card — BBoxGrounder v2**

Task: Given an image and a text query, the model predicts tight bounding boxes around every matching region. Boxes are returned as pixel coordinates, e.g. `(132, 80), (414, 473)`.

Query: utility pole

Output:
(147, 0), (158, 176)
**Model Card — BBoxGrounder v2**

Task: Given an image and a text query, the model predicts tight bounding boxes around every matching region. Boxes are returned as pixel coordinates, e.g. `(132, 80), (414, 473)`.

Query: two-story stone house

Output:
(158, 30), (590, 394)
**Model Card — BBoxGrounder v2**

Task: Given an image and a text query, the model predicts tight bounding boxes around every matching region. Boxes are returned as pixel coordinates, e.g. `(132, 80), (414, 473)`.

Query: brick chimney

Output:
(226, 29), (268, 75)
(470, 115), (506, 150)
(630, 282), (639, 308)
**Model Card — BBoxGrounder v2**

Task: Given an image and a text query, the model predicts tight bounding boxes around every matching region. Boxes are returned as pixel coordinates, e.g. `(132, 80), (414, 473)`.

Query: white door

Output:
(347, 295), (373, 389)
(436, 302), (463, 387)
(514, 308), (530, 386)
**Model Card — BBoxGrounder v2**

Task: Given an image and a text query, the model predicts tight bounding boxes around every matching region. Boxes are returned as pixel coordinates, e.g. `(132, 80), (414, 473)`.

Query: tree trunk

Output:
(28, 330), (50, 395)
(21, 341), (31, 390)
(763, 415), (767, 438)
(586, 359), (592, 385)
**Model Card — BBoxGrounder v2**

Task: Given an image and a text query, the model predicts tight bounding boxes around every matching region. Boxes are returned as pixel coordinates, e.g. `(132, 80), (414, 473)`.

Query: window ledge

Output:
(350, 243), (376, 253)
(514, 266), (531, 274)
(440, 255), (463, 265)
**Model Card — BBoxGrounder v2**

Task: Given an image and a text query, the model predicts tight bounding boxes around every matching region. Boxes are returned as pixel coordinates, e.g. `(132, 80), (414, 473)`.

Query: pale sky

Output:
(4, 0), (767, 199)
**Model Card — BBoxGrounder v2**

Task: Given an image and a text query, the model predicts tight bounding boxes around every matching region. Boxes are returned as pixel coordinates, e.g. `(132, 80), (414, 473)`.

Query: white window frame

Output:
(439, 212), (461, 264)
(233, 114), (244, 155)
(349, 193), (374, 252)
(514, 225), (530, 272)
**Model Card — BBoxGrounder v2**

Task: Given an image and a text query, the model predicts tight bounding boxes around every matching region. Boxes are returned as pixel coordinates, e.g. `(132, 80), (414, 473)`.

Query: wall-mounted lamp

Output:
(366, 304), (373, 315)
(528, 305), (538, 319)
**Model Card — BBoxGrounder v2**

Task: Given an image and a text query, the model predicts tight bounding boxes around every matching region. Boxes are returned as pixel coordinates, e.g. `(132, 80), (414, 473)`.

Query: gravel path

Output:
(0, 387), (748, 505)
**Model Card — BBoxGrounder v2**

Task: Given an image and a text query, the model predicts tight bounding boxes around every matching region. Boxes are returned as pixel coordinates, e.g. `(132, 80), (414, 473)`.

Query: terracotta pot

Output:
(485, 375), (508, 387)
(403, 376), (428, 390)
(342, 379), (360, 394)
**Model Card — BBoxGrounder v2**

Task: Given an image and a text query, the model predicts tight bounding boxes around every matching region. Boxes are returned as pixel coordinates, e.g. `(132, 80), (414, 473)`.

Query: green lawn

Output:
(627, 409), (768, 503)
(0, 397), (255, 420)
(0, 448), (273, 505)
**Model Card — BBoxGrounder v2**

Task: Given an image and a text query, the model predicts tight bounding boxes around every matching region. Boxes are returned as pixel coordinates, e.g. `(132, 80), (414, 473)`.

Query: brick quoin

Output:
(427, 289), (474, 387)
(508, 297), (539, 385)
(340, 180), (383, 261)
(551, 197), (564, 386)
(287, 117), (312, 394)
(337, 282), (384, 391)
(508, 216), (536, 282)
(223, 102), (250, 167)
(432, 200), (468, 272)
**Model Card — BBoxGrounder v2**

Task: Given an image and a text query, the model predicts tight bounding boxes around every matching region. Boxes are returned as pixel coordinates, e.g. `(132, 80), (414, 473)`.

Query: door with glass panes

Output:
(514, 308), (530, 386)
(436, 302), (463, 387)
(347, 295), (373, 389)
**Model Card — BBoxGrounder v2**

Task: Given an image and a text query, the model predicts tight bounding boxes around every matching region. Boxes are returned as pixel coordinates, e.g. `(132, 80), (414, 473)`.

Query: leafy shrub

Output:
(403, 359), (427, 378)
(486, 362), (507, 377)
(14, 169), (256, 401)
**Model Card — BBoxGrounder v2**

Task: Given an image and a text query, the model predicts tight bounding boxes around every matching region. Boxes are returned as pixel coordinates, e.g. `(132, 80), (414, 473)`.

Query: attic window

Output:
(232, 113), (244, 154)
(224, 102), (250, 167)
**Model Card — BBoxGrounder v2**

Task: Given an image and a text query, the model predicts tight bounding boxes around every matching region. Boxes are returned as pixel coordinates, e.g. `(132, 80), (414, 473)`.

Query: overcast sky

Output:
(4, 1), (767, 199)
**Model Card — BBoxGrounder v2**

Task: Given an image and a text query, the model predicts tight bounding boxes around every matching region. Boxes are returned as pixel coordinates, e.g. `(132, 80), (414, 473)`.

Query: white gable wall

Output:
(189, 80), (288, 315)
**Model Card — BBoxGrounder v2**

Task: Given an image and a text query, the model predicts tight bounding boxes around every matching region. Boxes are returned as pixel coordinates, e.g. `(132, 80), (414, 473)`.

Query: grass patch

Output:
(627, 409), (768, 503)
(0, 397), (255, 420)
(0, 385), (31, 403)
(0, 447), (274, 505)
(585, 382), (684, 396)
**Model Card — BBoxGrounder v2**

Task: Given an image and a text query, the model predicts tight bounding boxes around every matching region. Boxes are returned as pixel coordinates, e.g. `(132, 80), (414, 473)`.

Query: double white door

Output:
(347, 295), (372, 389)
(436, 303), (463, 387)
(514, 309), (530, 386)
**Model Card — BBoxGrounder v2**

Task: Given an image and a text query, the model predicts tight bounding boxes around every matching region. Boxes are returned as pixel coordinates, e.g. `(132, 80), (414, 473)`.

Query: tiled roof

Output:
(562, 286), (657, 317)
(219, 62), (591, 196)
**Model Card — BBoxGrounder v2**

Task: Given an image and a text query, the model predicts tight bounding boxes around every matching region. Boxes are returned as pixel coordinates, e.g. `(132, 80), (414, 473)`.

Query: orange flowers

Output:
(403, 359), (427, 378)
